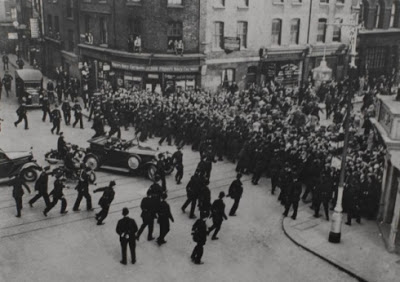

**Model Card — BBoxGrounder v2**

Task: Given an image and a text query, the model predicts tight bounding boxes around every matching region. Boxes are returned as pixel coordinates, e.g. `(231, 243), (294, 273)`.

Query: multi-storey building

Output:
(0, 0), (17, 54)
(76, 0), (204, 92)
(43, 0), (80, 78)
(202, 0), (355, 90)
(357, 0), (400, 76)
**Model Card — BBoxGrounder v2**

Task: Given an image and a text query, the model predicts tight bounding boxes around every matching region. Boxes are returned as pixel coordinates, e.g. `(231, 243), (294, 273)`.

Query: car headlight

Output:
(28, 95), (32, 98)
(39, 95), (43, 98)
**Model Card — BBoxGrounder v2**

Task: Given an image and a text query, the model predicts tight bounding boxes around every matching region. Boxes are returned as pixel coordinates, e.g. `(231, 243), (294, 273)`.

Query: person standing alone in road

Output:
(94, 180), (116, 225)
(116, 207), (138, 265)
(12, 175), (31, 217)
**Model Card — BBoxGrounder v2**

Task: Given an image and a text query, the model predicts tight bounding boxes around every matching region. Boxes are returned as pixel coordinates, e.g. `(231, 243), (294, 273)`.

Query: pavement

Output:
(0, 53), (396, 282)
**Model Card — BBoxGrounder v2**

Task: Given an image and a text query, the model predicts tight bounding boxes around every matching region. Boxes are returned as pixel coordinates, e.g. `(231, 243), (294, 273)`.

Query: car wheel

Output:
(147, 164), (157, 181)
(88, 171), (97, 184)
(128, 156), (140, 170)
(21, 167), (38, 182)
(84, 155), (99, 171)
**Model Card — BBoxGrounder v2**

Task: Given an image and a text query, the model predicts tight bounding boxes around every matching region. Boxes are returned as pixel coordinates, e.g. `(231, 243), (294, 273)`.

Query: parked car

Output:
(83, 136), (174, 181)
(0, 148), (41, 182)
(15, 69), (44, 107)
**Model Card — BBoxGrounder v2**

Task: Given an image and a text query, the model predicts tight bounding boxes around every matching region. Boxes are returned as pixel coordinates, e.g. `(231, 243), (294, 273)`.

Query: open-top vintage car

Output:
(83, 136), (174, 181)
(0, 148), (41, 182)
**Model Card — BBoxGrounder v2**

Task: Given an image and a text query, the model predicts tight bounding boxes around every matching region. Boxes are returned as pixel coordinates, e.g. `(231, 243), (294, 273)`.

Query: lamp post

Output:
(328, 0), (360, 244)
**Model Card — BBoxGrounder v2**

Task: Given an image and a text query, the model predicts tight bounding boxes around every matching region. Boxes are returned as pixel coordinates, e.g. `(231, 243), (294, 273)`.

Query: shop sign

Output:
(148, 74), (159, 79)
(30, 18), (40, 39)
(8, 32), (18, 40)
(224, 37), (241, 52)
(112, 61), (199, 73)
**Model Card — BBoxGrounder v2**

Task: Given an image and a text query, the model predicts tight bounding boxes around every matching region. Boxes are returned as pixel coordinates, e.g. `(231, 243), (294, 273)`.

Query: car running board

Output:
(101, 166), (131, 173)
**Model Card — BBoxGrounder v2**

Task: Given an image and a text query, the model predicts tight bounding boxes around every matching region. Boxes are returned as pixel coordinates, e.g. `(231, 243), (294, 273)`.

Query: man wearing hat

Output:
(29, 166), (52, 208)
(61, 99), (71, 125)
(156, 193), (174, 245)
(72, 100), (84, 129)
(50, 104), (62, 135)
(172, 146), (184, 184)
(116, 207), (138, 265)
(94, 180), (116, 225)
(227, 173), (243, 216)
(190, 211), (208, 264)
(72, 166), (93, 213)
(43, 175), (68, 216)
(207, 191), (228, 240)
(14, 102), (29, 130)
(41, 94), (52, 122)
(11, 174), (31, 217)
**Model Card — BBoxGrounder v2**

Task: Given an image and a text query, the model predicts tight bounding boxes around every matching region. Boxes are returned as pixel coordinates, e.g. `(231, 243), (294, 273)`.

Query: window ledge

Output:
(336, 3), (345, 7)
(212, 5), (225, 9)
(99, 44), (109, 48)
(272, 2), (284, 6)
(319, 3), (329, 6)
(291, 3), (302, 6)
(126, 2), (142, 7)
(167, 4), (184, 9)
(237, 6), (249, 10)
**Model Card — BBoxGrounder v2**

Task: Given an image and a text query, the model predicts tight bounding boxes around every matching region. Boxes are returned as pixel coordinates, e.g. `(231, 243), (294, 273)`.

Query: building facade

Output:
(0, 0), (17, 54)
(76, 0), (203, 93)
(357, 0), (400, 77)
(201, 0), (356, 91)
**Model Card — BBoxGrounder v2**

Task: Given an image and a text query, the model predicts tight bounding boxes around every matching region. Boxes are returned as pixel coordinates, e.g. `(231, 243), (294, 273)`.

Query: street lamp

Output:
(328, 0), (361, 244)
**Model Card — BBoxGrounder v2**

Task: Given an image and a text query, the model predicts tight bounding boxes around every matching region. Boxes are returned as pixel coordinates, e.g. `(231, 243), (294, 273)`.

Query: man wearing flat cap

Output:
(94, 181), (116, 225)
(29, 166), (52, 208)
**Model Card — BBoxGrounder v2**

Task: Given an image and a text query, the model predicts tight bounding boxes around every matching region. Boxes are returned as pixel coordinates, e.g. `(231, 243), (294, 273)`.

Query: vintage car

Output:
(0, 148), (41, 182)
(83, 136), (174, 181)
(15, 69), (44, 107)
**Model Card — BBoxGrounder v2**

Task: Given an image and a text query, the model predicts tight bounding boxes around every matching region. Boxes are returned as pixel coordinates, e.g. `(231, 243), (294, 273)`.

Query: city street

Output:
(0, 65), (358, 282)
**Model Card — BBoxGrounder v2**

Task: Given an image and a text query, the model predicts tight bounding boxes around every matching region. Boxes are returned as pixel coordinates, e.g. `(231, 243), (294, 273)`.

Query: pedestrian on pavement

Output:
(227, 173), (243, 216)
(56, 83), (63, 104)
(47, 80), (55, 104)
(29, 166), (52, 208)
(61, 99), (71, 125)
(12, 174), (31, 218)
(43, 176), (68, 216)
(172, 146), (184, 184)
(2, 53), (9, 70)
(72, 100), (84, 129)
(16, 58), (24, 69)
(14, 103), (29, 129)
(181, 172), (201, 219)
(94, 180), (116, 225)
(207, 191), (228, 240)
(2, 73), (12, 97)
(283, 175), (302, 220)
(156, 153), (167, 191)
(136, 190), (158, 241)
(313, 171), (332, 221)
(116, 207), (138, 265)
(190, 212), (208, 265)
(72, 166), (93, 212)
(0, 77), (3, 100)
(50, 104), (62, 134)
(156, 193), (174, 245)
(41, 95), (52, 122)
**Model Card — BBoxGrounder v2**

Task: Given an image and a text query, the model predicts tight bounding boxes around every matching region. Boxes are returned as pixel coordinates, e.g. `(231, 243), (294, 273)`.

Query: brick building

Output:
(43, 0), (80, 78)
(0, 0), (17, 54)
(357, 0), (400, 77)
(77, 0), (204, 92)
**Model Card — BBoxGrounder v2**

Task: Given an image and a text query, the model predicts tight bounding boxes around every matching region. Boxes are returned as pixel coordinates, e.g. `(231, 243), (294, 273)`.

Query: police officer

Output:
(12, 175), (31, 217)
(29, 166), (52, 208)
(156, 193), (174, 245)
(14, 103), (29, 130)
(94, 180), (116, 225)
(47, 80), (55, 104)
(198, 182), (211, 218)
(43, 176), (68, 216)
(313, 171), (332, 221)
(72, 100), (84, 129)
(41, 95), (52, 122)
(136, 191), (158, 241)
(72, 166), (93, 212)
(92, 113), (105, 138)
(227, 173), (243, 216)
(283, 174), (302, 220)
(191, 212), (208, 265)
(172, 146), (184, 184)
(57, 132), (67, 159)
(207, 191), (228, 240)
(50, 104), (62, 135)
(156, 153), (167, 191)
(2, 73), (12, 97)
(181, 172), (201, 219)
(61, 99), (71, 125)
(116, 207), (138, 265)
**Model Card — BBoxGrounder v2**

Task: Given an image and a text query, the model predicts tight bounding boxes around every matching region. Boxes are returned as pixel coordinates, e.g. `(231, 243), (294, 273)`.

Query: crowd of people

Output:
(7, 55), (393, 264)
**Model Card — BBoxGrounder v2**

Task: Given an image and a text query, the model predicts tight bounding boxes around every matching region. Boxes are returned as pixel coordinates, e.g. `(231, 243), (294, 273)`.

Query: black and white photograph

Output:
(0, 0), (399, 281)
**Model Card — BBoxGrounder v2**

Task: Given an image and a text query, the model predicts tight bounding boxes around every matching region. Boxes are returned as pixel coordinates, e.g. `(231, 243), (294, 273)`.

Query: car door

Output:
(0, 151), (14, 178)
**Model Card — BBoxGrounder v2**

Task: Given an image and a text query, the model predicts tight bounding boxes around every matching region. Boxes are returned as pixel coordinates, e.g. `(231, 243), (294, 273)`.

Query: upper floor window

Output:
(336, 0), (344, 4)
(290, 18), (300, 45)
(333, 18), (342, 42)
(390, 2), (397, 28)
(271, 19), (282, 45)
(317, 18), (327, 43)
(127, 0), (141, 3)
(167, 21), (183, 51)
(66, 0), (73, 18)
(237, 21), (248, 48)
(213, 21), (224, 50)
(215, 0), (225, 6)
(67, 29), (74, 52)
(375, 3), (381, 28)
(100, 17), (108, 45)
(239, 0), (249, 7)
(47, 14), (53, 31)
(168, 0), (182, 5)
(320, 0), (329, 3)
